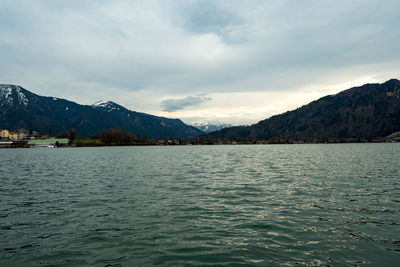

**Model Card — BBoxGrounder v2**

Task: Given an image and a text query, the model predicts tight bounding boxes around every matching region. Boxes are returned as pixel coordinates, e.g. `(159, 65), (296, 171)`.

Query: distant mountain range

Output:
(0, 84), (203, 139)
(205, 79), (400, 140)
(192, 122), (233, 133)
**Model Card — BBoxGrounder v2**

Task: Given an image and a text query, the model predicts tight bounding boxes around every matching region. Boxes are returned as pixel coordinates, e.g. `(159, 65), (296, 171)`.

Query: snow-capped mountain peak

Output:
(192, 121), (233, 133)
(0, 84), (29, 106)
(91, 100), (125, 112)
(92, 100), (110, 107)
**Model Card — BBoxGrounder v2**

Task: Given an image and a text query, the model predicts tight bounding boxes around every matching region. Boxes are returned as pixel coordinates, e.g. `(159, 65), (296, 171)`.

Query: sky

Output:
(1, 0), (399, 125)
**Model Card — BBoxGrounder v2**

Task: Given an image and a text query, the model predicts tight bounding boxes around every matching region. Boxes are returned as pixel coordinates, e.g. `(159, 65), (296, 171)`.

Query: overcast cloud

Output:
(1, 0), (399, 125)
(161, 95), (211, 112)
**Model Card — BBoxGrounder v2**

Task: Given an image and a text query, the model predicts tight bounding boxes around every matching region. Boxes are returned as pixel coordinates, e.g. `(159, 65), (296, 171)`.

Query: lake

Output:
(1, 144), (399, 266)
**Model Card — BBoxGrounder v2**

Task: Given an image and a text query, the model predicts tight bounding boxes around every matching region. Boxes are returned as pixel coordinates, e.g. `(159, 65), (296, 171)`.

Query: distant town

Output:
(0, 128), (69, 148)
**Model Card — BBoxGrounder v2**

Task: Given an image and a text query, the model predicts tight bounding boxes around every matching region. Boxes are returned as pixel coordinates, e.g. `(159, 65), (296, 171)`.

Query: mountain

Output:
(205, 79), (400, 140)
(192, 121), (233, 133)
(0, 84), (203, 139)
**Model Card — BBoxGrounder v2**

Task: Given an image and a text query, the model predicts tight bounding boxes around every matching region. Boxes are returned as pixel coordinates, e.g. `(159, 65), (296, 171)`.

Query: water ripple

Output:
(1, 144), (400, 266)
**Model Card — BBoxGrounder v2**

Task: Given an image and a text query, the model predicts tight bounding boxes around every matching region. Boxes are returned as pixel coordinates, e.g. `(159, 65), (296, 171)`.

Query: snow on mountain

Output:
(92, 100), (109, 107)
(1, 84), (204, 138)
(0, 85), (13, 99)
(0, 84), (30, 106)
(91, 100), (124, 112)
(192, 121), (233, 133)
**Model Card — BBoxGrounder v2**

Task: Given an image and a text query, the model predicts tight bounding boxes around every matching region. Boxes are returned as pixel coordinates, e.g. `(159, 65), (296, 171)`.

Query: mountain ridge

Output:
(0, 84), (203, 139)
(192, 121), (233, 133)
(204, 79), (400, 140)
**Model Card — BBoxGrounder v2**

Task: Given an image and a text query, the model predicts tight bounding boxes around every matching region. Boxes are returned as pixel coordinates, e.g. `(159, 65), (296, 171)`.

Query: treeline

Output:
(190, 136), (399, 145)
(71, 128), (148, 146)
(92, 128), (135, 145)
(59, 128), (400, 147)
(57, 129), (77, 143)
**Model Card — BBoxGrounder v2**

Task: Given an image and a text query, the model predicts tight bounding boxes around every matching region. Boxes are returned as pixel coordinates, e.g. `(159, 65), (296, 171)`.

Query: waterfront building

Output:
(0, 129), (9, 139)
(9, 131), (24, 140)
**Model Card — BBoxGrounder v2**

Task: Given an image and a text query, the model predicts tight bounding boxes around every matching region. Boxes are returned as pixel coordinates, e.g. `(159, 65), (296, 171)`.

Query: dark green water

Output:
(1, 144), (399, 266)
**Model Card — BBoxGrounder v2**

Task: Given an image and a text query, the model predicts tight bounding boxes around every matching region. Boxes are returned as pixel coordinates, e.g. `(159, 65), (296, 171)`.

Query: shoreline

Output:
(1, 139), (398, 149)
